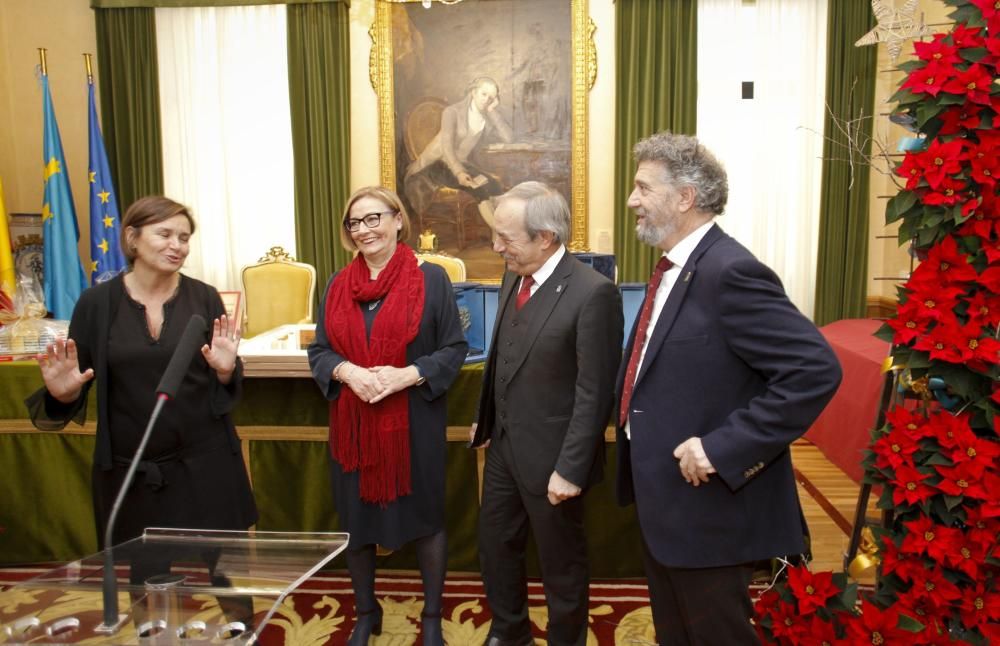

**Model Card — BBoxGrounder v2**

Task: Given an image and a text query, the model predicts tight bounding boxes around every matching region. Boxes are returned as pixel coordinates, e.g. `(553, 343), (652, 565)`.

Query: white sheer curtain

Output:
(697, 0), (828, 318)
(156, 5), (296, 292)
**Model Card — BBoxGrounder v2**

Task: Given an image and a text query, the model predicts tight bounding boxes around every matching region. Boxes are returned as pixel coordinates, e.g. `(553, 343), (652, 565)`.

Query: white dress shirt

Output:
(624, 221), (714, 439)
(519, 244), (566, 296)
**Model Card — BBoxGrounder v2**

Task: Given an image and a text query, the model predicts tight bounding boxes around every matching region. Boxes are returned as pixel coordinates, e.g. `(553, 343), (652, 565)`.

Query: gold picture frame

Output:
(370, 0), (596, 282)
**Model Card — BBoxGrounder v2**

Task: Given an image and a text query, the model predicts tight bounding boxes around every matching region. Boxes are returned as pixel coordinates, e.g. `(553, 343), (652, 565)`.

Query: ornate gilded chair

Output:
(404, 98), (479, 251)
(416, 252), (467, 284)
(240, 246), (317, 338)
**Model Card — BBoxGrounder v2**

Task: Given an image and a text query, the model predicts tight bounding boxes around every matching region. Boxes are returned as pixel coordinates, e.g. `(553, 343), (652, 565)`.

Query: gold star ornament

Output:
(103, 215), (115, 228)
(41, 203), (54, 222)
(98, 190), (111, 204)
(98, 239), (109, 254)
(43, 157), (61, 181)
(855, 0), (933, 61)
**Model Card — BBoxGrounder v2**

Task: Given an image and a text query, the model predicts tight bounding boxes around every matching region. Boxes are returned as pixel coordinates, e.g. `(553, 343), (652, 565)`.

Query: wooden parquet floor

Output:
(792, 439), (879, 581)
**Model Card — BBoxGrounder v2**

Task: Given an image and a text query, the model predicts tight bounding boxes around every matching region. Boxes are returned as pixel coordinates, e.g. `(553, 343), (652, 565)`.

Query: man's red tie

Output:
(619, 256), (673, 427)
(516, 275), (535, 310)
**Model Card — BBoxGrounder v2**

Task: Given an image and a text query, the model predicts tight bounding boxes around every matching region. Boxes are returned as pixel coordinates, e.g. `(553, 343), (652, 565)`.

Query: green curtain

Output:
(813, 1), (876, 325)
(613, 0), (698, 283)
(287, 1), (352, 286)
(94, 7), (164, 208)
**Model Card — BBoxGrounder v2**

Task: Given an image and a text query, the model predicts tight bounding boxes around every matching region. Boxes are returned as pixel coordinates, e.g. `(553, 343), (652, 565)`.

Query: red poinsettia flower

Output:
(934, 461), (989, 499)
(879, 536), (927, 583)
(802, 614), (842, 646)
(921, 176), (971, 207)
(844, 600), (913, 644)
(913, 316), (970, 364)
(948, 23), (986, 49)
(945, 531), (989, 580)
(923, 411), (977, 449)
(984, 27), (1000, 67)
(907, 235), (979, 286)
(895, 153), (929, 190)
(979, 266), (1000, 294)
(913, 139), (967, 189)
(937, 104), (986, 136)
(901, 60), (957, 97)
(956, 192), (999, 240)
(890, 463), (937, 506)
(913, 38), (963, 66)
(907, 564), (963, 610)
(768, 599), (809, 644)
(948, 430), (1000, 477)
(885, 408), (929, 438)
(872, 427), (921, 471)
(980, 471), (1000, 518)
(893, 589), (951, 645)
(957, 581), (1000, 630)
(962, 291), (1000, 328)
(946, 320), (1000, 369)
(901, 516), (962, 563)
(969, 0), (1000, 34)
(901, 283), (964, 321)
(963, 506), (1000, 550)
(969, 139), (1000, 190)
(941, 64), (996, 106)
(786, 565), (840, 615)
(885, 301), (933, 345)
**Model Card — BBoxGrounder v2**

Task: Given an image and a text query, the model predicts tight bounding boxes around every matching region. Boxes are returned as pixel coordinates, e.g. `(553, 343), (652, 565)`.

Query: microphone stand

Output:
(97, 393), (171, 632)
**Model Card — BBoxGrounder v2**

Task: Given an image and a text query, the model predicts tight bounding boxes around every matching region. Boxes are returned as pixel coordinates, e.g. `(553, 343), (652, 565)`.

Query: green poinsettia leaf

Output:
(907, 351), (931, 370)
(917, 225), (938, 248)
(922, 451), (953, 467)
(888, 86), (922, 105)
(959, 47), (988, 63)
(885, 191), (919, 223)
(943, 494), (965, 510)
(930, 363), (981, 397)
(980, 111), (994, 130)
(949, 5), (986, 25)
(898, 219), (916, 244)
(874, 322), (896, 344)
(937, 92), (967, 106)
(916, 101), (944, 126)
(923, 208), (946, 228)
(897, 612), (926, 633)
(896, 60), (925, 74)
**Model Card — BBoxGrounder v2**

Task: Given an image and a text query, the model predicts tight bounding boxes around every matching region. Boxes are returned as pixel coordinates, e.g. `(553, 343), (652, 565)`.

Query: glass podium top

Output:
(0, 528), (349, 645)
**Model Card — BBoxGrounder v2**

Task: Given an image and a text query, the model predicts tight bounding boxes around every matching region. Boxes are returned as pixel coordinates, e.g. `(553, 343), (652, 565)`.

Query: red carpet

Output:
(0, 568), (656, 644)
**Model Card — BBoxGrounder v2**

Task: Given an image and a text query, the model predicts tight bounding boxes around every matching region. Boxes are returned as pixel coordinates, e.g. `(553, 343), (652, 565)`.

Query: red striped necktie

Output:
(619, 256), (673, 427)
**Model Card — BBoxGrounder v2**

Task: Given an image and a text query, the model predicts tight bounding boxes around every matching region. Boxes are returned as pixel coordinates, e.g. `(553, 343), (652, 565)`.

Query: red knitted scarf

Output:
(324, 244), (425, 505)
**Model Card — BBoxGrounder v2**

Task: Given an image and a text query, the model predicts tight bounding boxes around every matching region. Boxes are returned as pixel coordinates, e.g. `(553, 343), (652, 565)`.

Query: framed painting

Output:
(371, 0), (595, 282)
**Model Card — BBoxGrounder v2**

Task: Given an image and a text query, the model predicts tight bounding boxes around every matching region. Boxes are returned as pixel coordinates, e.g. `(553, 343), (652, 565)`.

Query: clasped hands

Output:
(341, 363), (420, 403)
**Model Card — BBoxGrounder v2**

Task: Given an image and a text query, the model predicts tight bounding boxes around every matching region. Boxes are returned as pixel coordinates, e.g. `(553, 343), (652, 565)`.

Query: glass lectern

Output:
(0, 528), (348, 645)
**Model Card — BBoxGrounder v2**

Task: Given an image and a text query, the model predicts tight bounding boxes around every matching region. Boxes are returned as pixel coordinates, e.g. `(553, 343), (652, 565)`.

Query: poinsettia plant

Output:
(755, 1), (1000, 643)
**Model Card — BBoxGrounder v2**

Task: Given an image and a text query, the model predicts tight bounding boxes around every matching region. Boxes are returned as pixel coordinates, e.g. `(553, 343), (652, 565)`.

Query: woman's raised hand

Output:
(39, 338), (94, 403)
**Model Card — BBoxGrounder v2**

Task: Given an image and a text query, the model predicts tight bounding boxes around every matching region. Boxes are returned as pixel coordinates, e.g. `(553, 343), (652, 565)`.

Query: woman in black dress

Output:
(27, 195), (256, 554)
(308, 186), (467, 646)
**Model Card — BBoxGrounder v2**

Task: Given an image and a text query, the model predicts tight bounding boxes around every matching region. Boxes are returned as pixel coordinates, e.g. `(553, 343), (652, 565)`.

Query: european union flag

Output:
(41, 73), (87, 320)
(87, 81), (126, 284)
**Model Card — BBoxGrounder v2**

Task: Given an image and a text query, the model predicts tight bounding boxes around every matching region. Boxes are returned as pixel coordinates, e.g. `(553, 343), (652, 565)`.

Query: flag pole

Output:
(84, 53), (94, 85)
(38, 48), (47, 76)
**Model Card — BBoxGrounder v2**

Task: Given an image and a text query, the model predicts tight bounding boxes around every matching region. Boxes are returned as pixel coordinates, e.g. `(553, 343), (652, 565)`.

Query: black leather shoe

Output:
(483, 634), (534, 646)
(347, 606), (383, 646)
(422, 610), (444, 646)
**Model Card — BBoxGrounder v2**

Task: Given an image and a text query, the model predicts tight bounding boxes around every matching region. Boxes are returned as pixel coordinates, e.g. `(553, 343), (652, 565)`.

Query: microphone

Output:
(99, 315), (208, 632)
(156, 314), (209, 399)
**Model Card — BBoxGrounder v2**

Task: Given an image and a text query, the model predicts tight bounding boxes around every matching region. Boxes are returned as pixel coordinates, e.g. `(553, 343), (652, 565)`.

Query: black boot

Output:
(422, 610), (444, 646)
(347, 605), (383, 646)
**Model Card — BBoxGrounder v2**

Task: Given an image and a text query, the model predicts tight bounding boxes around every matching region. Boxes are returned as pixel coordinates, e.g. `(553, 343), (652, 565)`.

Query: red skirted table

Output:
(805, 319), (890, 483)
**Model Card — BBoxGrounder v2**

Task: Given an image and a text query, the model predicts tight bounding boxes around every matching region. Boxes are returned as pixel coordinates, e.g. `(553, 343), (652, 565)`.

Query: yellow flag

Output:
(0, 177), (15, 299)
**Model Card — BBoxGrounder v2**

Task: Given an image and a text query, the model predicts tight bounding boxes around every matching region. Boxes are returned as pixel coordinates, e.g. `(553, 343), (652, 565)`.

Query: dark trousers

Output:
(640, 535), (760, 646)
(478, 431), (589, 646)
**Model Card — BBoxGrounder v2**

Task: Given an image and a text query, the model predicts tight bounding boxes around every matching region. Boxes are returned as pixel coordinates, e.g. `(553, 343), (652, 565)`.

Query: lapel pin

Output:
(556, 284), (563, 293)
(683, 271), (692, 282)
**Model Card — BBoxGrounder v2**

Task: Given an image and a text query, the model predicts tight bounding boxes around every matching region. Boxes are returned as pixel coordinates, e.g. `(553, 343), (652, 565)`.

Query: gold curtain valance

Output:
(92, 0), (346, 8)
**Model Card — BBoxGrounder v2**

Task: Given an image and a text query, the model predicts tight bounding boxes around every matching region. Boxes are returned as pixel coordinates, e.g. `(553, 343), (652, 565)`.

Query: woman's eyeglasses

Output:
(344, 211), (396, 232)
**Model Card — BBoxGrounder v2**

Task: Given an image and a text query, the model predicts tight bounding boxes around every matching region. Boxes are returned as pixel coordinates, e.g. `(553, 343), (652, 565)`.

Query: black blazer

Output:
(473, 252), (623, 495)
(615, 224), (842, 568)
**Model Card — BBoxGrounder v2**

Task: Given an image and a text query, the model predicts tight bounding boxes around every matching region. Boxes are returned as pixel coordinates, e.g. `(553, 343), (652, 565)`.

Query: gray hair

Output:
(633, 132), (728, 216)
(497, 181), (570, 244)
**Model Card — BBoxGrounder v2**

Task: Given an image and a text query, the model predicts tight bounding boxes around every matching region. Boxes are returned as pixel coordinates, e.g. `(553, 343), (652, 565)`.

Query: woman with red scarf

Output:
(308, 186), (467, 645)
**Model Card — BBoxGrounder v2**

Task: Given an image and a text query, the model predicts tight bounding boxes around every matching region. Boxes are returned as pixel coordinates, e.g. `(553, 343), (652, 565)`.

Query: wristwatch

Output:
(414, 367), (426, 386)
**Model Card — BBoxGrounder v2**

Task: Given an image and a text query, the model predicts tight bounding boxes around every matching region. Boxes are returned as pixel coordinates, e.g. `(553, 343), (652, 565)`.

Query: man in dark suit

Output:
(471, 181), (623, 646)
(616, 132), (842, 645)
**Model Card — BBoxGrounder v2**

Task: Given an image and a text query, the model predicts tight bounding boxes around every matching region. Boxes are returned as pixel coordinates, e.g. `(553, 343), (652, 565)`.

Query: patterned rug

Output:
(0, 568), (657, 645)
